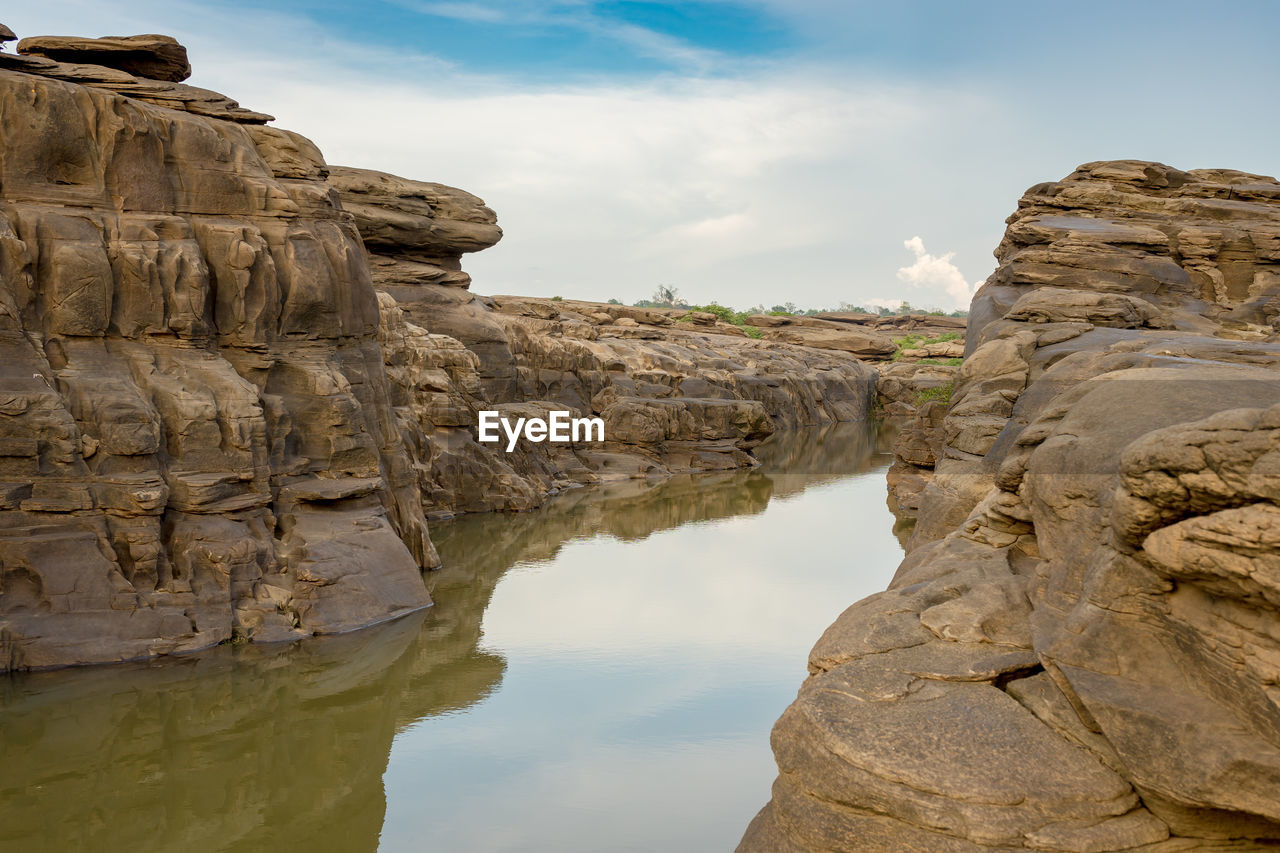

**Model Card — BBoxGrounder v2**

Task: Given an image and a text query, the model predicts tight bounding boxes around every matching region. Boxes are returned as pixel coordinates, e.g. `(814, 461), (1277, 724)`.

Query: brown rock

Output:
(760, 325), (898, 358)
(0, 63), (432, 669)
(18, 34), (191, 82)
(745, 161), (1280, 851)
(335, 186), (880, 519)
(0, 33), (891, 672)
(1003, 286), (1169, 328)
(0, 49), (271, 123)
(327, 166), (502, 255)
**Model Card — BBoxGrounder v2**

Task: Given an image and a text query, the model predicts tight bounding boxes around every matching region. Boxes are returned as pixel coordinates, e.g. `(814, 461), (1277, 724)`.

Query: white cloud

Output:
(409, 2), (509, 23)
(895, 235), (981, 310)
(235, 68), (950, 303)
(7, 0), (1004, 311)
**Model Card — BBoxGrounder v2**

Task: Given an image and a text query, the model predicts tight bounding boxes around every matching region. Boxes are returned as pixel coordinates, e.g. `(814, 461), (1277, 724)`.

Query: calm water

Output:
(0, 422), (902, 853)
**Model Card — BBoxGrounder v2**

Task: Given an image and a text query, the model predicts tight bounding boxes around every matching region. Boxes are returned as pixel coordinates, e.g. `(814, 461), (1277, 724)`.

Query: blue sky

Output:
(7, 1), (1280, 310)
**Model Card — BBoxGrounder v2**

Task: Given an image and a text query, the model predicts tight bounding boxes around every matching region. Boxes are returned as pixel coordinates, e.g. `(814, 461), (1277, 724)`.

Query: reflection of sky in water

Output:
(0, 423), (902, 853)
(382, 457), (902, 852)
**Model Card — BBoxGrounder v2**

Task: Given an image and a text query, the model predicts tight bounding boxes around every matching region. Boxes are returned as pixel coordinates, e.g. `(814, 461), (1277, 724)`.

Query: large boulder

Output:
(327, 165), (502, 290)
(17, 34), (191, 82)
(759, 325), (898, 358)
(743, 161), (1280, 851)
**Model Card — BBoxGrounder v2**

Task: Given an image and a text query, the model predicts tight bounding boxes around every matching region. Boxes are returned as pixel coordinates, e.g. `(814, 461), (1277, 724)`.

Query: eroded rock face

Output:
(0, 47), (432, 669)
(17, 34), (192, 82)
(743, 161), (1280, 851)
(0, 32), (880, 669)
(330, 168), (880, 518)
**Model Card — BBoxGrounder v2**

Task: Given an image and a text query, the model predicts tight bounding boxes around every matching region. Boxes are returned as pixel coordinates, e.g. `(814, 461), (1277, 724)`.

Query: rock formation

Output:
(16, 34), (192, 82)
(0, 35), (439, 670)
(742, 161), (1280, 851)
(327, 167), (880, 518)
(0, 31), (877, 670)
(0, 422), (890, 853)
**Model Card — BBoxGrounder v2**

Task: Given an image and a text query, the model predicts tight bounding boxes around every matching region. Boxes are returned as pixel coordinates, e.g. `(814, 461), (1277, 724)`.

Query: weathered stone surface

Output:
(1004, 286), (1170, 328)
(18, 34), (192, 82)
(371, 289), (878, 516)
(744, 161), (1280, 851)
(1, 37), (883, 669)
(760, 324), (898, 357)
(328, 167), (502, 254)
(0, 59), (430, 669)
(742, 313), (900, 357)
(0, 39), (271, 123)
(331, 179), (881, 518)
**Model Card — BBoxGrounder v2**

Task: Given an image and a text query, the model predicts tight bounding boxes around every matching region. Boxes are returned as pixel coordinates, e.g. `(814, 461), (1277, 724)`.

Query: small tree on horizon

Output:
(651, 285), (686, 307)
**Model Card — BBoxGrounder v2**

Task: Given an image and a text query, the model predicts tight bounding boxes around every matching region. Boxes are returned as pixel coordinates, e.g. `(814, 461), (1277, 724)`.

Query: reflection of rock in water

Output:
(755, 420), (897, 493)
(0, 421), (891, 851)
(0, 617), (417, 853)
(0, 598), (502, 852)
(430, 420), (893, 574)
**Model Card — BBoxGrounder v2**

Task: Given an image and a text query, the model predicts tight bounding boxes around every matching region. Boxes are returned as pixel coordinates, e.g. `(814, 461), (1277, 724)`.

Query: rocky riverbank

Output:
(742, 160), (1280, 851)
(0, 31), (896, 669)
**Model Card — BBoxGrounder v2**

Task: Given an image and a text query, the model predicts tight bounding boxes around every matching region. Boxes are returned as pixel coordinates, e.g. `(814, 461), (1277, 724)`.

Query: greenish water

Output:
(0, 422), (902, 852)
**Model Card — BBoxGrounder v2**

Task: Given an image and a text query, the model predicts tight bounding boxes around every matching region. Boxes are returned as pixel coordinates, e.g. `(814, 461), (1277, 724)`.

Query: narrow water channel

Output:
(0, 421), (903, 853)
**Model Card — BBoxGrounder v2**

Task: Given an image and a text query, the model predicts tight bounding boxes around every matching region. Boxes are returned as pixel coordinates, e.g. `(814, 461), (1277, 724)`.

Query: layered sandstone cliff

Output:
(326, 167), (880, 517)
(742, 161), (1280, 851)
(0, 37), (437, 669)
(0, 31), (877, 670)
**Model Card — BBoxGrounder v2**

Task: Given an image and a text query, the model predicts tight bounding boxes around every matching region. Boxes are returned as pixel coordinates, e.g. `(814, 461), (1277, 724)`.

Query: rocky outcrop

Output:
(0, 31), (878, 670)
(743, 161), (1280, 851)
(0, 422), (888, 852)
(17, 34), (192, 82)
(328, 167), (879, 518)
(0, 35), (435, 669)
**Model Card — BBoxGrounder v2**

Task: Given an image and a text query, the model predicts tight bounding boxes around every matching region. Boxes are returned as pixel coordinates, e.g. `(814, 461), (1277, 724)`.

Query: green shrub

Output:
(891, 331), (965, 361)
(743, 325), (763, 339)
(915, 382), (953, 405)
(550, 295), (563, 301)
(682, 303), (756, 326)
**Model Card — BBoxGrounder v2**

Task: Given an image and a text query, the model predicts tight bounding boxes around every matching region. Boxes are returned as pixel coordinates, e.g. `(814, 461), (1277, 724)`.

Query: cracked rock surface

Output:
(742, 161), (1280, 851)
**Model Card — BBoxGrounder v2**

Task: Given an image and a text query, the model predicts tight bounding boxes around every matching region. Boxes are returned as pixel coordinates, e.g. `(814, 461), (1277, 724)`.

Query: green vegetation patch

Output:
(915, 382), (954, 405)
(678, 302), (754, 327)
(891, 331), (964, 361)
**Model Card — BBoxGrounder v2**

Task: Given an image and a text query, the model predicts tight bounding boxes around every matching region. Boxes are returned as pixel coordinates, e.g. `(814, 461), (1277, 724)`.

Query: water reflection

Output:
(0, 421), (898, 853)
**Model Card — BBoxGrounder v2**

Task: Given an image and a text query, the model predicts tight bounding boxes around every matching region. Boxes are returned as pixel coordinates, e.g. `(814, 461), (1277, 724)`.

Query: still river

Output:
(0, 421), (903, 852)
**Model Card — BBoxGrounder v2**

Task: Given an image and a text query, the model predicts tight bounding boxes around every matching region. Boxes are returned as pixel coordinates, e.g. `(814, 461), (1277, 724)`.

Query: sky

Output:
(6, 1), (1280, 311)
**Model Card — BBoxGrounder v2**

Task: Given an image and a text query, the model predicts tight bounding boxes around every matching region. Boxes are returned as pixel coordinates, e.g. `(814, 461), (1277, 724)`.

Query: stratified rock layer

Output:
(17, 34), (192, 82)
(0, 47), (435, 668)
(328, 167), (879, 518)
(743, 161), (1280, 851)
(0, 32), (878, 669)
